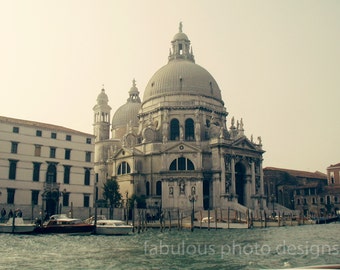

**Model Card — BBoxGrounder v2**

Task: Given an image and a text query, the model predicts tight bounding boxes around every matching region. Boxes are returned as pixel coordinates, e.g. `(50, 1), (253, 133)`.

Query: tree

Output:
(103, 178), (122, 219)
(129, 194), (146, 210)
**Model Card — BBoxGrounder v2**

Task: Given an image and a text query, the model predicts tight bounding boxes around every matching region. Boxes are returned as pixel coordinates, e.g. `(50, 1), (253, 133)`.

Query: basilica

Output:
(93, 24), (266, 215)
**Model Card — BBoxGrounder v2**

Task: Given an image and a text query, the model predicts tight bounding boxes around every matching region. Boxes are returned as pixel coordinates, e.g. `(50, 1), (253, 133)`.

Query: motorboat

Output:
(0, 217), (37, 234)
(34, 214), (94, 234)
(95, 219), (133, 235)
(86, 215), (133, 235)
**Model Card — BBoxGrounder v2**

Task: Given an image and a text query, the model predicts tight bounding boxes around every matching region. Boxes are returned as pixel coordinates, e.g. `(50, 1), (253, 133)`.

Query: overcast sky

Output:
(1, 0), (339, 173)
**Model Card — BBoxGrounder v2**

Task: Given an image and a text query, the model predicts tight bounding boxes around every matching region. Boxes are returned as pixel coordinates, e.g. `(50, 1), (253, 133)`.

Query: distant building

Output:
(93, 24), (266, 216)
(264, 166), (340, 217)
(327, 163), (340, 185)
(0, 116), (95, 220)
(325, 163), (340, 214)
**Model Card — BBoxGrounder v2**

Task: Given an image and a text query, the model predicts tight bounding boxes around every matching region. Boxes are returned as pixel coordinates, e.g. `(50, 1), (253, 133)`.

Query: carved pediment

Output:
(231, 137), (257, 151)
(162, 142), (201, 154)
(113, 147), (142, 159)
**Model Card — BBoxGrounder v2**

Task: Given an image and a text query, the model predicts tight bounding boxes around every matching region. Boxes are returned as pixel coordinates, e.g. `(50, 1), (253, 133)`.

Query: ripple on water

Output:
(0, 223), (339, 269)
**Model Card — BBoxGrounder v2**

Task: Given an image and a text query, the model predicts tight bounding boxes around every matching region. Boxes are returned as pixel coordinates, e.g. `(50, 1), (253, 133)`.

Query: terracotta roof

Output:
(0, 116), (94, 137)
(264, 167), (327, 180)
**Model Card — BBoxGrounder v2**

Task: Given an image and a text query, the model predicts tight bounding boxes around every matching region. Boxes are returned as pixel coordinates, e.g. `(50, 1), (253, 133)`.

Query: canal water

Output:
(0, 223), (339, 270)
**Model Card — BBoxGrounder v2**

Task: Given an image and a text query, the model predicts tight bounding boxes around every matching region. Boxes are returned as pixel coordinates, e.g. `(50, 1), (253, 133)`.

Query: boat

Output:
(314, 216), (339, 224)
(34, 214), (95, 234)
(95, 219), (133, 235)
(86, 215), (133, 235)
(0, 217), (37, 234)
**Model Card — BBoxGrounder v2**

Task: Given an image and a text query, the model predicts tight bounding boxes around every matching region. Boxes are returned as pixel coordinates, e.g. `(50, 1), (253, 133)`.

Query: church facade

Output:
(93, 24), (266, 215)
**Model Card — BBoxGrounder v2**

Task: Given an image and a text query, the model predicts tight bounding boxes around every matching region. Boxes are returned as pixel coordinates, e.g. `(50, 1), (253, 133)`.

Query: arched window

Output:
(170, 119), (180, 141)
(46, 163), (57, 183)
(169, 157), (195, 171)
(117, 161), (131, 175)
(146, 181), (150, 196)
(156, 181), (162, 196)
(185, 118), (195, 141)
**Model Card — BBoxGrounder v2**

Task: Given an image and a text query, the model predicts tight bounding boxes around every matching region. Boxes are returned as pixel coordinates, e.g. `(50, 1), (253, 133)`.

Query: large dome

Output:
(143, 59), (222, 103)
(143, 24), (222, 104)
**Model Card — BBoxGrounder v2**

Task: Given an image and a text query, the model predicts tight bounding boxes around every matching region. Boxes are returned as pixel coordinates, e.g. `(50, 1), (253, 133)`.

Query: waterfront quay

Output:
(127, 208), (339, 232)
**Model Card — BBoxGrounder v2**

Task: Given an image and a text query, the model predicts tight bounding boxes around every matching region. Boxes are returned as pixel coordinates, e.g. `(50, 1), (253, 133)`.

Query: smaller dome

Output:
(172, 32), (188, 41)
(172, 22), (188, 41)
(111, 102), (141, 128)
(112, 80), (141, 130)
(129, 78), (139, 96)
(96, 88), (109, 105)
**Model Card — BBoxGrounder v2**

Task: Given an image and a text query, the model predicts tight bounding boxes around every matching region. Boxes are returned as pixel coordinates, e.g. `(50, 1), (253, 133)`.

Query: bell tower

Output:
(93, 87), (111, 142)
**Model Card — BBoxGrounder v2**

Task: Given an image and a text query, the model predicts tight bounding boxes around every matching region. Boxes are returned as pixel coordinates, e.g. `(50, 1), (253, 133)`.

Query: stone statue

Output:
(258, 136), (262, 145)
(231, 116), (235, 127)
(179, 181), (185, 194)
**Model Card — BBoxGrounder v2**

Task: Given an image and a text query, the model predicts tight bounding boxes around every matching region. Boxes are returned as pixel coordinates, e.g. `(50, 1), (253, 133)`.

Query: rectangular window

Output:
(85, 152), (91, 162)
(11, 142), (18, 154)
(34, 145), (41, 157)
(65, 149), (71, 160)
(33, 162), (41, 181)
(51, 132), (57, 139)
(36, 130), (42, 137)
(66, 135), (72, 141)
(63, 193), (69, 207)
(13, 127), (19, 133)
(63, 165), (71, 184)
(86, 138), (92, 144)
(84, 168), (90, 186)
(50, 147), (56, 158)
(9, 160), (18, 180)
(7, 188), (15, 204)
(84, 194), (90, 207)
(32, 190), (39, 205)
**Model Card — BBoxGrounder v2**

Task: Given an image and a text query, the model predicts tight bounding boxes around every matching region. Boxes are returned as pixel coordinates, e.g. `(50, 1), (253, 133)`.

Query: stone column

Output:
(251, 160), (256, 195)
(221, 155), (226, 196)
(195, 122), (201, 143)
(231, 156), (236, 194)
(260, 159), (264, 195)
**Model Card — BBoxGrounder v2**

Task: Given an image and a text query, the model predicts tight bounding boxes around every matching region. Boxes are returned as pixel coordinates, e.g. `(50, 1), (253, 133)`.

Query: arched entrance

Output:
(44, 163), (59, 216)
(46, 198), (57, 216)
(235, 162), (246, 205)
(203, 180), (210, 210)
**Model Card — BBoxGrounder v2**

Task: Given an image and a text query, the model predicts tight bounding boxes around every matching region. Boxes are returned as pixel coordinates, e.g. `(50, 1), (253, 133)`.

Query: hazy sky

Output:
(1, 0), (339, 173)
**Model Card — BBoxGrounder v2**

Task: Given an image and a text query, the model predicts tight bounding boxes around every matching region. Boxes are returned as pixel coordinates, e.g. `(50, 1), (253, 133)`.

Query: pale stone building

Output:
(93, 24), (266, 216)
(0, 116), (95, 220)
